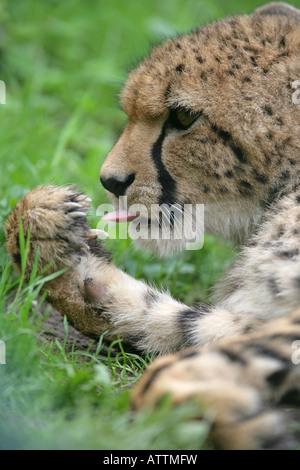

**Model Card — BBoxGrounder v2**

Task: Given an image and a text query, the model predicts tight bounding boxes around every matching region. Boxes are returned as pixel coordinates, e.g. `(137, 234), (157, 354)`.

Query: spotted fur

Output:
(5, 2), (300, 449)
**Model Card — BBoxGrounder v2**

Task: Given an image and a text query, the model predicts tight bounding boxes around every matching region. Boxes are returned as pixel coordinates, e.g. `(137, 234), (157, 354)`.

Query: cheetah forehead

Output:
(120, 13), (300, 120)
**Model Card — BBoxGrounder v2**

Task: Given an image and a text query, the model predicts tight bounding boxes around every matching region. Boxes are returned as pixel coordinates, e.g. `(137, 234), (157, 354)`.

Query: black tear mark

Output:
(151, 121), (177, 205)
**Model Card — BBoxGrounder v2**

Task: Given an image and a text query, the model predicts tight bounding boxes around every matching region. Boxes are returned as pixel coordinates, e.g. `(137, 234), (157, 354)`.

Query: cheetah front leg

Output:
(6, 186), (298, 355)
(6, 185), (205, 353)
(6, 185), (264, 353)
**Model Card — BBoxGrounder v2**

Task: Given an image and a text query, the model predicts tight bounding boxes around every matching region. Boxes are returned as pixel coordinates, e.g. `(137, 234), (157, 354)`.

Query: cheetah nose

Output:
(100, 173), (135, 197)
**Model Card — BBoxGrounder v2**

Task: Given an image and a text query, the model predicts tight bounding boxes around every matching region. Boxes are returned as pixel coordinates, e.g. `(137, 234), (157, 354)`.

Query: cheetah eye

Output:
(168, 108), (203, 130)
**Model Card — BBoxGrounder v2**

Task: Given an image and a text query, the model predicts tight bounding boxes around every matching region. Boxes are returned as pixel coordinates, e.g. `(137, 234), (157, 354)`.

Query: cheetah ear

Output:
(254, 2), (300, 20)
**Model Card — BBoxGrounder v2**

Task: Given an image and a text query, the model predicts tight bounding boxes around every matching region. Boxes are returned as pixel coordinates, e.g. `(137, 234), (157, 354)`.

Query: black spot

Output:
(259, 434), (290, 451)
(124, 334), (146, 350)
(225, 170), (234, 178)
(201, 71), (207, 81)
(245, 343), (290, 365)
(277, 225), (285, 237)
(139, 363), (171, 395)
(87, 237), (111, 262)
(254, 172), (269, 185)
(178, 307), (207, 323)
(243, 76), (251, 83)
(196, 56), (204, 64)
(280, 170), (290, 180)
(210, 124), (247, 164)
(178, 306), (209, 345)
(243, 324), (254, 334)
(250, 56), (258, 67)
(13, 251), (22, 267)
(179, 350), (200, 360)
(219, 348), (247, 365)
(267, 367), (289, 387)
(265, 183), (287, 205)
(231, 143), (247, 164)
(292, 313), (300, 324)
(267, 277), (281, 295)
(211, 125), (231, 143)
(270, 332), (300, 343)
(276, 117), (283, 126)
(276, 248), (299, 259)
(279, 388), (300, 406)
(175, 64), (184, 73)
(219, 187), (228, 194)
(164, 83), (171, 100)
(296, 195), (300, 204)
(279, 36), (285, 47)
(145, 289), (160, 308)
(238, 180), (253, 196)
(263, 105), (273, 116)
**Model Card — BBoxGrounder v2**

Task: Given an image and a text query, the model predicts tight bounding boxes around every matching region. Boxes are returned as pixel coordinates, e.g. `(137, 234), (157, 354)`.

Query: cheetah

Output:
(5, 2), (300, 449)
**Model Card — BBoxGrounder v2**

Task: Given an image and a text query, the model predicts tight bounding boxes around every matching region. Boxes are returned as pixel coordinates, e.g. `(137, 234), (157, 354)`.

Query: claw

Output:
(73, 241), (90, 250)
(69, 211), (88, 218)
(64, 202), (85, 209)
(88, 229), (110, 239)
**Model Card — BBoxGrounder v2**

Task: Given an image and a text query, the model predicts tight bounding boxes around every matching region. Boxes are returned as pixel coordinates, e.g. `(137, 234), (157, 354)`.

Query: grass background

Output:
(1, 0), (299, 450)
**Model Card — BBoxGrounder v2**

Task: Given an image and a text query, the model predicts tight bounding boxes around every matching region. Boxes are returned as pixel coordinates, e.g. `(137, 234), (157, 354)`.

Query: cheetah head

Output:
(100, 8), (300, 254)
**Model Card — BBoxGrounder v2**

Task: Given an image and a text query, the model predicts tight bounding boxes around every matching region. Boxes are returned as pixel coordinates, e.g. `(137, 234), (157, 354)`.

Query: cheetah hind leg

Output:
(132, 308), (300, 449)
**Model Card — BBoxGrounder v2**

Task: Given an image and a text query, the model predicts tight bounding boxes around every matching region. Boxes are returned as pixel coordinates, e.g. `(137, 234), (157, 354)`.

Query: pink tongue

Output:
(101, 211), (137, 223)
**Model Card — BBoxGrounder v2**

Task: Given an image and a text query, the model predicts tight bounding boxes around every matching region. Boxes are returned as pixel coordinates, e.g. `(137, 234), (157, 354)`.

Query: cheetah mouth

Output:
(102, 209), (176, 229)
(101, 210), (138, 223)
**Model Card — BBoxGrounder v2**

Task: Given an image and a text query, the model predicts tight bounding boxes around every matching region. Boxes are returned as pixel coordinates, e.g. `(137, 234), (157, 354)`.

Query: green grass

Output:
(1, 0), (296, 451)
